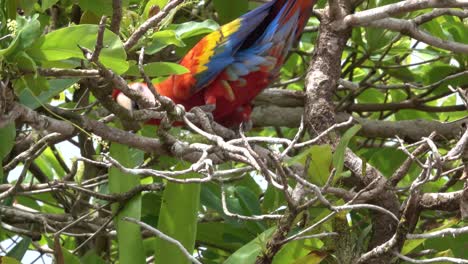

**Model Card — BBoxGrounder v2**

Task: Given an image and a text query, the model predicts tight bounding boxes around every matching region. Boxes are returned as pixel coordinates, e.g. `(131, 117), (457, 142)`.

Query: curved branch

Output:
(367, 17), (468, 54)
(252, 105), (467, 141)
(7, 102), (166, 153)
(344, 0), (468, 26)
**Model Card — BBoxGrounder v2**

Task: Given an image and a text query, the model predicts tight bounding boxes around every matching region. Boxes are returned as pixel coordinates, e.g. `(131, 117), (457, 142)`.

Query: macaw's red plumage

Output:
(115, 0), (317, 127)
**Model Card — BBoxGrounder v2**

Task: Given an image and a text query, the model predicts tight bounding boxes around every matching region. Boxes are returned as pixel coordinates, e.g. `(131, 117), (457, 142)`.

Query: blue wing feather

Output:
(192, 1), (276, 92)
(224, 1), (303, 81)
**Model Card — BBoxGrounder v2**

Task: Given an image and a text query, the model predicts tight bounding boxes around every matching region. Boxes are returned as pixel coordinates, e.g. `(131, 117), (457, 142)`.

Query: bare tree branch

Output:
(124, 0), (184, 51)
(343, 0), (468, 27)
(123, 217), (203, 264)
(367, 17), (468, 53)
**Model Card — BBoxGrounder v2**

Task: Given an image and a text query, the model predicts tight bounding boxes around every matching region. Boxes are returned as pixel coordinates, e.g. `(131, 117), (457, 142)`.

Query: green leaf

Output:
(155, 164), (200, 264)
(15, 0), (35, 15)
(235, 186), (262, 216)
(125, 62), (189, 77)
(291, 251), (328, 264)
(13, 16), (41, 51)
(235, 186), (266, 233)
(13, 51), (37, 72)
(365, 27), (397, 53)
(15, 74), (49, 96)
(0, 16), (41, 59)
(4, 0), (17, 19)
(0, 122), (16, 183)
(0, 256), (21, 264)
(272, 240), (315, 264)
(19, 78), (79, 109)
(143, 0), (168, 18)
(61, 247), (80, 264)
(0, 123), (16, 160)
(385, 68), (415, 82)
(200, 184), (223, 213)
(288, 145), (333, 185)
(171, 20), (220, 39)
(6, 237), (31, 261)
(197, 222), (250, 251)
(78, 0), (129, 17)
(81, 250), (107, 264)
(212, 0), (249, 24)
(146, 30), (185, 55)
(402, 218), (459, 255)
(262, 184), (285, 213)
(29, 24), (129, 74)
(333, 125), (361, 179)
(41, 0), (59, 10)
(109, 143), (145, 264)
(224, 227), (276, 264)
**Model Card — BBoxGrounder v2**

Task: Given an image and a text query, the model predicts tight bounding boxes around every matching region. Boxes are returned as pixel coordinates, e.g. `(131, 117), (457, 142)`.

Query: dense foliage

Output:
(0, 0), (467, 263)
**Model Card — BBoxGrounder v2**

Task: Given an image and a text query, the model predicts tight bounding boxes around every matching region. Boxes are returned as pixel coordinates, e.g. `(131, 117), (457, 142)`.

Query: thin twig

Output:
(123, 217), (203, 264)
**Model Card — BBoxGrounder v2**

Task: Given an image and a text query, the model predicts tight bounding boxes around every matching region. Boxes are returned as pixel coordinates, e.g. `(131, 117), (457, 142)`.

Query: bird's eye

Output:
(132, 100), (140, 110)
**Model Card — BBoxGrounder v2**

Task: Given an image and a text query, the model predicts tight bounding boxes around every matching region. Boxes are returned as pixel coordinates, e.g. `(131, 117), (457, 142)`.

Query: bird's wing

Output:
(183, 1), (276, 95)
(222, 0), (315, 82)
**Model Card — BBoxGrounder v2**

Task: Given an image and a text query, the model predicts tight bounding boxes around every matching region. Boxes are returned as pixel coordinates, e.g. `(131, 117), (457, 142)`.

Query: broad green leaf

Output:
(291, 251), (328, 264)
(223, 185), (263, 234)
(273, 239), (325, 264)
(0, 16), (41, 59)
(171, 20), (220, 39)
(42, 148), (66, 177)
(109, 143), (145, 264)
(235, 186), (266, 233)
(262, 184), (285, 213)
(402, 218), (459, 255)
(0, 256), (21, 264)
(41, 0), (59, 10)
(0, 123), (15, 160)
(421, 20), (446, 41)
(61, 247), (80, 264)
(15, 0), (35, 15)
(435, 249), (455, 258)
(197, 222), (250, 251)
(224, 227), (276, 264)
(288, 145), (333, 185)
(29, 24), (129, 74)
(0, 123), (16, 183)
(4, 0), (17, 19)
(13, 51), (37, 72)
(13, 15), (41, 51)
(385, 68), (415, 82)
(19, 78), (78, 109)
(144, 0), (169, 18)
(146, 30), (185, 55)
(235, 186), (262, 216)
(424, 224), (467, 259)
(79, 10), (101, 24)
(155, 162), (200, 264)
(78, 0), (129, 17)
(31, 153), (55, 180)
(14, 74), (49, 96)
(125, 62), (188, 77)
(333, 125), (361, 179)
(6, 237), (31, 261)
(212, 0), (249, 24)
(200, 184), (223, 213)
(81, 250), (107, 264)
(365, 27), (397, 53)
(362, 147), (407, 177)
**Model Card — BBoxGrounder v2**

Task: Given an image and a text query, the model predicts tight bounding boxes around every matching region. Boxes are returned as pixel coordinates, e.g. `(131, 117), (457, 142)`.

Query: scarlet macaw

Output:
(115, 0), (316, 126)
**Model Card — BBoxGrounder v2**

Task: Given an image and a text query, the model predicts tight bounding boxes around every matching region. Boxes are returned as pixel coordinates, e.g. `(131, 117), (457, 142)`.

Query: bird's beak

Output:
(115, 83), (156, 111)
(115, 92), (135, 111)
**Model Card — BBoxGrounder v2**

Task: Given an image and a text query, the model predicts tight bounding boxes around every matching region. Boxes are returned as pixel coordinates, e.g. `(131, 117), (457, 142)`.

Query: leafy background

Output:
(0, 0), (467, 263)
